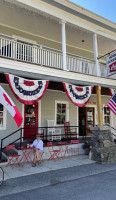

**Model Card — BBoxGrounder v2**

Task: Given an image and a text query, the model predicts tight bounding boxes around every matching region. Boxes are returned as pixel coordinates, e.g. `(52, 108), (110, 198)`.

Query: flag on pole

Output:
(107, 93), (116, 115)
(0, 86), (23, 127)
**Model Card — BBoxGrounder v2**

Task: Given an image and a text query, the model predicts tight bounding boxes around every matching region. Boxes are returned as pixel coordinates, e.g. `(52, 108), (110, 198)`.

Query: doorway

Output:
(79, 107), (95, 136)
(24, 103), (38, 139)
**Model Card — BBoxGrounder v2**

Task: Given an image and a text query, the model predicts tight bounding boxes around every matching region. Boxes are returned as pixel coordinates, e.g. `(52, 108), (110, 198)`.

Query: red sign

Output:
(109, 62), (116, 72)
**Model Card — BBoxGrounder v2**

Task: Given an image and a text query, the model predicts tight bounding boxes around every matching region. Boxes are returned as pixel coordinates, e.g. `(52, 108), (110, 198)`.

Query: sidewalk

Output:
(1, 156), (116, 197)
(1, 155), (94, 180)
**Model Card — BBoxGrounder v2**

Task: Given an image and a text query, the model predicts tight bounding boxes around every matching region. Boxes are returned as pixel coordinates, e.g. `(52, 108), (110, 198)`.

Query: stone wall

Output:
(90, 127), (116, 164)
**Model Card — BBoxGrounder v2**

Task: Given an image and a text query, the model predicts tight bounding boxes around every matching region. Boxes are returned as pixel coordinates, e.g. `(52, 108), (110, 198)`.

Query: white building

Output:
(0, 0), (116, 149)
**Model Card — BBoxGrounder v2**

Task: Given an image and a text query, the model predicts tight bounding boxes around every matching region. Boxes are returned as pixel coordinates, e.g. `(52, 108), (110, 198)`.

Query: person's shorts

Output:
(40, 150), (43, 154)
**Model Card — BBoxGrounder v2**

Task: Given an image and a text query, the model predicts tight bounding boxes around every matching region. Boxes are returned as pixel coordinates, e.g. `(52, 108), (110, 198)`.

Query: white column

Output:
(61, 20), (67, 70)
(93, 33), (100, 76)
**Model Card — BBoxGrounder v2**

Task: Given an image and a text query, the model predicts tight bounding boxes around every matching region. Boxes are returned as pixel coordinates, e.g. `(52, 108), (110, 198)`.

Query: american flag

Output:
(107, 93), (116, 115)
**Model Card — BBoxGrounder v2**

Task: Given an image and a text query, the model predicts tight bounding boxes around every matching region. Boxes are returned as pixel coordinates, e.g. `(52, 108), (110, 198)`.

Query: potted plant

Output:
(82, 141), (90, 155)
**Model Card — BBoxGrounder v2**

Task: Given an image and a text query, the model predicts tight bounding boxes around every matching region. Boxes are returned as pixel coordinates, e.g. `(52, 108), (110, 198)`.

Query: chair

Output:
(47, 120), (61, 141)
(57, 141), (71, 159)
(47, 142), (60, 162)
(6, 145), (21, 168)
(64, 122), (78, 140)
(70, 140), (79, 156)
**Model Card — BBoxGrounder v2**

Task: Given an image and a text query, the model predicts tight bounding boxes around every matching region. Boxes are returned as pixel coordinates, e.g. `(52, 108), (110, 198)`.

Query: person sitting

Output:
(30, 134), (43, 167)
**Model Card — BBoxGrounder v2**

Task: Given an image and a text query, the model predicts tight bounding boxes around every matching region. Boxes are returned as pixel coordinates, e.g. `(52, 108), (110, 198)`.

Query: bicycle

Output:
(0, 167), (4, 185)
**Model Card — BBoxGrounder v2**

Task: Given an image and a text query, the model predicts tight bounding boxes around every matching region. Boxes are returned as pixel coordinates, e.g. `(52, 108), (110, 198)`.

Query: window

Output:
(55, 101), (69, 125)
(103, 106), (110, 125)
(0, 104), (6, 129)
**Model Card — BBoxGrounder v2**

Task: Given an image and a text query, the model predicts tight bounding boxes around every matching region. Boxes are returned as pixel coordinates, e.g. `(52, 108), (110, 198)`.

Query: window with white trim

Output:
(0, 104), (6, 129)
(103, 106), (110, 125)
(55, 101), (69, 125)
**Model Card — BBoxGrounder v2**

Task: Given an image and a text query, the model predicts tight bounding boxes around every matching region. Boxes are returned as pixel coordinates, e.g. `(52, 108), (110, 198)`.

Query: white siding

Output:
(41, 90), (77, 127)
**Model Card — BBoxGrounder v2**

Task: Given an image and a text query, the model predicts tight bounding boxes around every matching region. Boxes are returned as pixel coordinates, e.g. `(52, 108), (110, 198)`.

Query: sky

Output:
(70, 0), (116, 23)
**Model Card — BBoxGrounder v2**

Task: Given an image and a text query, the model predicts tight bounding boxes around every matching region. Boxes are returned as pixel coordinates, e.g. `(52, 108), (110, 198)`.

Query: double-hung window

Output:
(0, 104), (6, 129)
(103, 106), (110, 125)
(55, 101), (69, 125)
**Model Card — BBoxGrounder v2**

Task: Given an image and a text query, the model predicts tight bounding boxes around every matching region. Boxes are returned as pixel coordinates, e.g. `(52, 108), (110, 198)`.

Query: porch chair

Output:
(70, 140), (80, 156)
(47, 142), (61, 162)
(47, 120), (61, 141)
(6, 145), (21, 168)
(64, 122), (78, 140)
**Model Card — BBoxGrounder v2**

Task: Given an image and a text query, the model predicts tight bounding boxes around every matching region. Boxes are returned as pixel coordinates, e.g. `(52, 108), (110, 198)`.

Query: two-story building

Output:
(0, 0), (116, 148)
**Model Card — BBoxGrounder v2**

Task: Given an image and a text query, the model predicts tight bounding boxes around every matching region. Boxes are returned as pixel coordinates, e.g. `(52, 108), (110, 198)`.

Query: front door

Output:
(79, 107), (95, 136)
(24, 103), (38, 139)
(86, 107), (95, 135)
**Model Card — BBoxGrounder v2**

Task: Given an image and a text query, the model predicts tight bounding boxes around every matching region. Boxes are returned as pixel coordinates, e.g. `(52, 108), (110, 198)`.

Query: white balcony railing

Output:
(0, 34), (107, 77)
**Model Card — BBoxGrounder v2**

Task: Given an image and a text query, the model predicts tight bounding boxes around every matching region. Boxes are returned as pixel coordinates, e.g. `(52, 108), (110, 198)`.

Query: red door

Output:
(24, 103), (38, 139)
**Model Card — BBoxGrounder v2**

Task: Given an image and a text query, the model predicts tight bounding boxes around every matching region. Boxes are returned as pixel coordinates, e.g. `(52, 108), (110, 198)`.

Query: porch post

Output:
(93, 33), (100, 76)
(96, 86), (103, 126)
(61, 20), (67, 70)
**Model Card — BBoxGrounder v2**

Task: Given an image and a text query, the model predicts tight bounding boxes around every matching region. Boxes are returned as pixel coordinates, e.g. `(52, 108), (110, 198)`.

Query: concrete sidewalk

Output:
(1, 155), (94, 180)
(1, 157), (116, 197)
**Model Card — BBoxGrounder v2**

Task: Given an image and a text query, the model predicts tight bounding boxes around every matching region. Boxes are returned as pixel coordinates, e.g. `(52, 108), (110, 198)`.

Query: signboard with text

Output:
(106, 52), (116, 76)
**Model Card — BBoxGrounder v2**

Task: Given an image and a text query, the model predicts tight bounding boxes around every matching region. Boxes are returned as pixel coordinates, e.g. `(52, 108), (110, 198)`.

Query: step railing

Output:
(0, 33), (107, 77)
(108, 125), (116, 138)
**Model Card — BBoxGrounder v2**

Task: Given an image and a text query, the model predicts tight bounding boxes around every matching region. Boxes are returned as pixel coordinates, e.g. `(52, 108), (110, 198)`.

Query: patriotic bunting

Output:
(107, 93), (116, 115)
(5, 73), (49, 105)
(109, 88), (116, 96)
(0, 86), (23, 127)
(63, 82), (94, 107)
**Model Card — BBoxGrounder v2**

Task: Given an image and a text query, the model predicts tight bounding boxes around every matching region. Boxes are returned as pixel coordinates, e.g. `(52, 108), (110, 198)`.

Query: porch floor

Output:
(1, 155), (95, 180)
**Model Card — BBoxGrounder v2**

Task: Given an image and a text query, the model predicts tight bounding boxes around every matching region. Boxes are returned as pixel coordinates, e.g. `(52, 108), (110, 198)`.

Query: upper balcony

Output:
(0, 34), (107, 78)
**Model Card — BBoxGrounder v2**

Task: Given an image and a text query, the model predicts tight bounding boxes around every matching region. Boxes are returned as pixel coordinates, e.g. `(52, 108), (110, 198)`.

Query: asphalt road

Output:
(1, 169), (116, 200)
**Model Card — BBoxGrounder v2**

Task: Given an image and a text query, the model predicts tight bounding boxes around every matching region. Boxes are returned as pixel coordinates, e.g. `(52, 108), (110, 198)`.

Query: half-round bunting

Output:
(63, 82), (94, 107)
(5, 73), (49, 105)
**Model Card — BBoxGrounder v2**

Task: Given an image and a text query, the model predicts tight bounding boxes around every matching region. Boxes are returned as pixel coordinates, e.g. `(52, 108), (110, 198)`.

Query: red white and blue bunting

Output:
(63, 82), (94, 107)
(5, 73), (49, 105)
(109, 88), (116, 96)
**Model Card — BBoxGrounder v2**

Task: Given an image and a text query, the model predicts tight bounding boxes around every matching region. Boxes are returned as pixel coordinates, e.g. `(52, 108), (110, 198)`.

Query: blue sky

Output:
(70, 0), (116, 23)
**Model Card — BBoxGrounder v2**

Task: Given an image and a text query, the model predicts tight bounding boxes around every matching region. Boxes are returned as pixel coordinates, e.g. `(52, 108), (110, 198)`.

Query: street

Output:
(1, 169), (116, 200)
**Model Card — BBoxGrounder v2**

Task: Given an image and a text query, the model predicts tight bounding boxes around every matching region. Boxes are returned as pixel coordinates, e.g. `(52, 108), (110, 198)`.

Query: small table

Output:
(57, 142), (70, 159)
(19, 146), (33, 167)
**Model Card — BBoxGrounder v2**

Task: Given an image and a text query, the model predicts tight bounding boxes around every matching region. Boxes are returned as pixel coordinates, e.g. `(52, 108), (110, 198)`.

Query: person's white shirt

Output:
(30, 139), (43, 151)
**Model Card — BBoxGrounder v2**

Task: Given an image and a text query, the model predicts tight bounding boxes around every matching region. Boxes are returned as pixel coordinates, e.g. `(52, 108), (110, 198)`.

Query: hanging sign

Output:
(0, 86), (23, 127)
(109, 88), (116, 96)
(5, 73), (49, 105)
(63, 82), (93, 107)
(106, 52), (116, 76)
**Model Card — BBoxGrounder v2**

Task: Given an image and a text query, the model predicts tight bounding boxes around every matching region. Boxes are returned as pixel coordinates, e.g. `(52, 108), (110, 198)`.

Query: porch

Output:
(0, 34), (107, 78)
